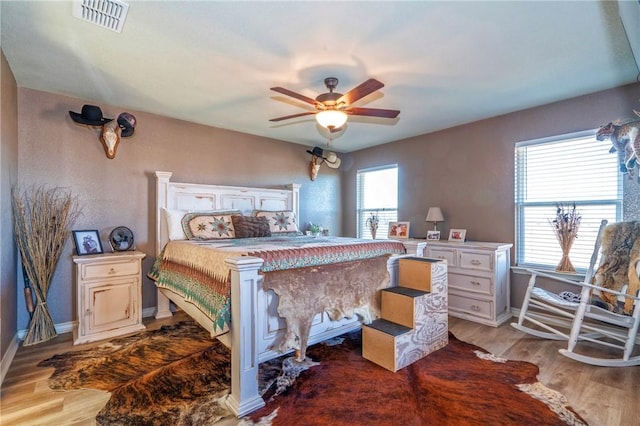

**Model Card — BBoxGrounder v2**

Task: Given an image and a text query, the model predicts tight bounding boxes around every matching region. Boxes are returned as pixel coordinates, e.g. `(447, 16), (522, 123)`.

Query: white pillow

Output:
(254, 210), (299, 234)
(161, 208), (189, 241)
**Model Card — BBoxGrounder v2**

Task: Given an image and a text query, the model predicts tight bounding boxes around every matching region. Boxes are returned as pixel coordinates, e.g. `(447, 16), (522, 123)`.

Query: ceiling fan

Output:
(269, 77), (400, 132)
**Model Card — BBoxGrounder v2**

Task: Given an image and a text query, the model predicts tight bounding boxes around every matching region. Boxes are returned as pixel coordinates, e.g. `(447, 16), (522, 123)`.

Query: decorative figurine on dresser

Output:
(72, 228), (145, 345)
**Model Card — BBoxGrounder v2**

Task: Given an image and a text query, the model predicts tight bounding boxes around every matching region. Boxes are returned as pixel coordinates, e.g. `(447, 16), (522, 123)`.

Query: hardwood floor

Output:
(1, 314), (639, 426)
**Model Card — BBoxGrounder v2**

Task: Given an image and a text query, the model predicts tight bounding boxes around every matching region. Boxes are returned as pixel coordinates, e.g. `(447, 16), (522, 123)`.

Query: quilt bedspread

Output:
(149, 236), (406, 335)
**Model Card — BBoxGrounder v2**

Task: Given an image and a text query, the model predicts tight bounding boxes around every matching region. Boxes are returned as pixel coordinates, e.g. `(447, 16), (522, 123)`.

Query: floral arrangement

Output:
(549, 202), (581, 272)
(366, 212), (380, 239)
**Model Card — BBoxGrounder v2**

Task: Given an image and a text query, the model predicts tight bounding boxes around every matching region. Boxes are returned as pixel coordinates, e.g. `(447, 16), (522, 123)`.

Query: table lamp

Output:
(426, 207), (444, 231)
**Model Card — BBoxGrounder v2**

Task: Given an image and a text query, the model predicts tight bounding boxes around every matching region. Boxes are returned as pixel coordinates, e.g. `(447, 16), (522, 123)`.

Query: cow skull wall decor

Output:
(309, 156), (322, 180)
(306, 146), (341, 181)
(100, 121), (121, 159)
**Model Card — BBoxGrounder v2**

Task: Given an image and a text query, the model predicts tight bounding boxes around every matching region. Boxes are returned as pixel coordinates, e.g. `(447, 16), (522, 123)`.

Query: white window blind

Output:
(515, 131), (622, 271)
(357, 165), (398, 239)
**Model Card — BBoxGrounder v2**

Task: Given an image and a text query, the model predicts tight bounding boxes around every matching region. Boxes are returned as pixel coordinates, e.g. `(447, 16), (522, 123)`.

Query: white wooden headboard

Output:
(155, 171), (300, 254)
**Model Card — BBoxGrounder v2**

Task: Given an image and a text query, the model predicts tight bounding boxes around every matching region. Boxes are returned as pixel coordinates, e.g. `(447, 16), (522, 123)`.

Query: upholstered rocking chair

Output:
(512, 220), (640, 367)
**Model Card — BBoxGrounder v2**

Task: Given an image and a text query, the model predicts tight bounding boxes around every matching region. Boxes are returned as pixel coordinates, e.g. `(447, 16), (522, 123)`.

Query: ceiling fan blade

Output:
(347, 107), (400, 118)
(270, 87), (319, 106)
(337, 79), (385, 105)
(269, 111), (316, 122)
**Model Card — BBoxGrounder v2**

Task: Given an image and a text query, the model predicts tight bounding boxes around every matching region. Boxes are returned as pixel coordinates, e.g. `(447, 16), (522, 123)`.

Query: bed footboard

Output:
(224, 254), (402, 417)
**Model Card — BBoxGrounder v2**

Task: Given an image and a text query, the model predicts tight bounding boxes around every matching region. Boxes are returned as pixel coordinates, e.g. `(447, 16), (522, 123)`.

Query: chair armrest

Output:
(525, 268), (589, 288)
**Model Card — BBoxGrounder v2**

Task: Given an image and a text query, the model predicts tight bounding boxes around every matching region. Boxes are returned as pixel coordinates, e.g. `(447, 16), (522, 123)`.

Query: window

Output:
(357, 165), (398, 239)
(515, 130), (622, 271)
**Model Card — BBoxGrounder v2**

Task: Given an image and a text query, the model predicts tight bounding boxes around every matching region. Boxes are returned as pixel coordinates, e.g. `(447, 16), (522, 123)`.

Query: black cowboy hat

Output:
(306, 146), (341, 168)
(117, 112), (136, 137)
(306, 146), (326, 159)
(69, 105), (113, 126)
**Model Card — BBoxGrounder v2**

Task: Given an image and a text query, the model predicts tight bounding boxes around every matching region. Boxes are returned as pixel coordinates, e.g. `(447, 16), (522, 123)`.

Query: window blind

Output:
(514, 131), (622, 271)
(356, 165), (398, 239)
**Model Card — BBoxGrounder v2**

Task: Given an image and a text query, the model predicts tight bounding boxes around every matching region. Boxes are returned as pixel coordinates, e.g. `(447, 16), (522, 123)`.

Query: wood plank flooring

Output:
(1, 314), (639, 426)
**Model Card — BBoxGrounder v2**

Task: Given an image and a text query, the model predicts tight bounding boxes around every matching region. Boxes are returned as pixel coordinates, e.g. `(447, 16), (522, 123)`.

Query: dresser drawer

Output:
(81, 259), (141, 280)
(448, 273), (492, 296)
(458, 251), (493, 272)
(427, 248), (457, 267)
(448, 294), (493, 320)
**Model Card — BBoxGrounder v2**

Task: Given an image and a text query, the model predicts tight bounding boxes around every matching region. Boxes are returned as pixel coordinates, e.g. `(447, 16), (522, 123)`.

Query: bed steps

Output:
(362, 257), (449, 372)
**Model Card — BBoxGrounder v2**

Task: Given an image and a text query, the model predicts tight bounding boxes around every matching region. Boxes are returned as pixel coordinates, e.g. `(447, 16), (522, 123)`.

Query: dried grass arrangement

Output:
(549, 202), (581, 272)
(12, 186), (81, 346)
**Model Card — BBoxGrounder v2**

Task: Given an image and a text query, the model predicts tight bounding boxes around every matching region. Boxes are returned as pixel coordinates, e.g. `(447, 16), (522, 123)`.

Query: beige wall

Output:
(1, 50), (19, 362)
(345, 82), (640, 308)
(15, 88), (342, 329)
(8, 76), (640, 337)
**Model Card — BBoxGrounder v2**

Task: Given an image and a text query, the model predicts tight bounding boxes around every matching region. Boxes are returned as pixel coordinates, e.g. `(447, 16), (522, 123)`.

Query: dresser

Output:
(73, 251), (146, 344)
(423, 241), (512, 327)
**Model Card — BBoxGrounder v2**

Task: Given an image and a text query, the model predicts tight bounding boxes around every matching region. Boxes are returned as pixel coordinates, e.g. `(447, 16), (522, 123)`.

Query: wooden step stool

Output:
(362, 256), (448, 372)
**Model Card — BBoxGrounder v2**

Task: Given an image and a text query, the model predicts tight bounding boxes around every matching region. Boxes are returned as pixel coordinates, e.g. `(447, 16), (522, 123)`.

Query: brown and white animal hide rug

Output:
(262, 255), (392, 361)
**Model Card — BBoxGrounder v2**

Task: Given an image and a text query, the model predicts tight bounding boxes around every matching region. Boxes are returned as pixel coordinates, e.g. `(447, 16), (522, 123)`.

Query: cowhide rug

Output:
(38, 321), (587, 426)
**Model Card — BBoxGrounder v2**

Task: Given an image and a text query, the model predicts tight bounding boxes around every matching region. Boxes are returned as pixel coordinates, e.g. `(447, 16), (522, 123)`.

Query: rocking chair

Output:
(512, 220), (640, 367)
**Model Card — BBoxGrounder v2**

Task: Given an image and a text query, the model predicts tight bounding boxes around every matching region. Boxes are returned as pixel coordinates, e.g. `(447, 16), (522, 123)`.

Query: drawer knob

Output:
(470, 305), (481, 312)
(471, 260), (481, 265)
(470, 281), (481, 286)
(108, 268), (116, 275)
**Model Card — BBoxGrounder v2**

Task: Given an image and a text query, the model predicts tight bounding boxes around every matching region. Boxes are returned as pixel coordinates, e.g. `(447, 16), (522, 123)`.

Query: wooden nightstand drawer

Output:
(81, 258), (140, 280)
(458, 251), (493, 272)
(448, 273), (492, 295)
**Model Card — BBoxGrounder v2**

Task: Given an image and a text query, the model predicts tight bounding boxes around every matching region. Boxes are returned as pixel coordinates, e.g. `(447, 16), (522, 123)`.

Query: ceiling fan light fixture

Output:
(316, 110), (348, 130)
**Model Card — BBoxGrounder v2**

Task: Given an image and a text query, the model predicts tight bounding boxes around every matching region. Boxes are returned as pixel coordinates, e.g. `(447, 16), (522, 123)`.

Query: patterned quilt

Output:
(149, 236), (406, 335)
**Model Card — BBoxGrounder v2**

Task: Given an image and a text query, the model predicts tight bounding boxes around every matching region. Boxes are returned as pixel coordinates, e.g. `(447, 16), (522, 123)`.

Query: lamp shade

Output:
(316, 110), (348, 130)
(426, 207), (444, 223)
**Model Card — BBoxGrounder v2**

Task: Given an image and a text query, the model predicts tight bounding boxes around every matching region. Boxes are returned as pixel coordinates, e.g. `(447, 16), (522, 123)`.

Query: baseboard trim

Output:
(0, 334), (20, 387)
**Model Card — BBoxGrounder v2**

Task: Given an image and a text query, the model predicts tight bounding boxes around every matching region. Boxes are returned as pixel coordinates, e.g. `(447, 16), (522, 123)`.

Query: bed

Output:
(150, 171), (412, 416)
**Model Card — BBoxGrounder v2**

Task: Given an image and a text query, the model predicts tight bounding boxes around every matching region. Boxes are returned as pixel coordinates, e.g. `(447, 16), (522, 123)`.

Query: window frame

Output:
(356, 164), (399, 239)
(514, 130), (623, 272)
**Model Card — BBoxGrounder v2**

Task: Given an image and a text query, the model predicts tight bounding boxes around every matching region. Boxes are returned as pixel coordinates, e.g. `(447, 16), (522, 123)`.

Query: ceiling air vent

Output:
(72, 0), (130, 33)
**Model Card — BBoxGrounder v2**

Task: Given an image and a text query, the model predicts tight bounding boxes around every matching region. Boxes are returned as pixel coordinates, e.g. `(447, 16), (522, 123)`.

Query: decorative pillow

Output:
(231, 215), (272, 238)
(161, 208), (189, 241)
(181, 210), (241, 240)
(254, 210), (299, 234)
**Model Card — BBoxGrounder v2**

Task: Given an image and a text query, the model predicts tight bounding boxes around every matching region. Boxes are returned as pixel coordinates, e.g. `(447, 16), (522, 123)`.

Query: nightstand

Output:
(73, 251), (146, 345)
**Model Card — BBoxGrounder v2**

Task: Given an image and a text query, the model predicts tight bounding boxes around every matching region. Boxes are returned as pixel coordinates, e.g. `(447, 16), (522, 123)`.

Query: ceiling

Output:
(2, 1), (639, 153)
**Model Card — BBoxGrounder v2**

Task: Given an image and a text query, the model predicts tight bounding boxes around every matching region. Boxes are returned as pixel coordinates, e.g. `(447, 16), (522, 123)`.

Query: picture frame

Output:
(426, 230), (441, 241)
(388, 221), (410, 239)
(72, 230), (104, 256)
(448, 228), (467, 242)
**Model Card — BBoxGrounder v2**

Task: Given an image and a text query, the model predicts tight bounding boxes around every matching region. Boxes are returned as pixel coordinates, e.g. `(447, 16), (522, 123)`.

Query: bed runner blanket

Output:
(149, 236), (406, 337)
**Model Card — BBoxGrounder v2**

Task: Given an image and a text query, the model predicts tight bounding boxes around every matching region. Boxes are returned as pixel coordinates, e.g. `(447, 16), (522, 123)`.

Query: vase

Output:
(371, 228), (377, 240)
(556, 253), (575, 273)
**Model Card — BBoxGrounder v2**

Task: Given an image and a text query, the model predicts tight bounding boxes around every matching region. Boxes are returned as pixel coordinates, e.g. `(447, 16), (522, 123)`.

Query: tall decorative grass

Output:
(550, 202), (581, 273)
(11, 186), (81, 346)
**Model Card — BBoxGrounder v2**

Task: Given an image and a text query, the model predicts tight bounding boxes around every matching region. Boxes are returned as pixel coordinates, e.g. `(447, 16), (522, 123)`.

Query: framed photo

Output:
(388, 221), (410, 239)
(427, 230), (441, 241)
(448, 229), (467, 242)
(72, 230), (103, 256)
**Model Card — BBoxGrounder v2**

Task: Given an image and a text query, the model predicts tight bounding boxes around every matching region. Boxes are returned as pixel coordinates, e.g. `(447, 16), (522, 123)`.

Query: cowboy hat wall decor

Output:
(306, 146), (341, 180)
(69, 106), (138, 159)
(69, 105), (113, 126)
(324, 151), (341, 169)
(117, 112), (136, 137)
